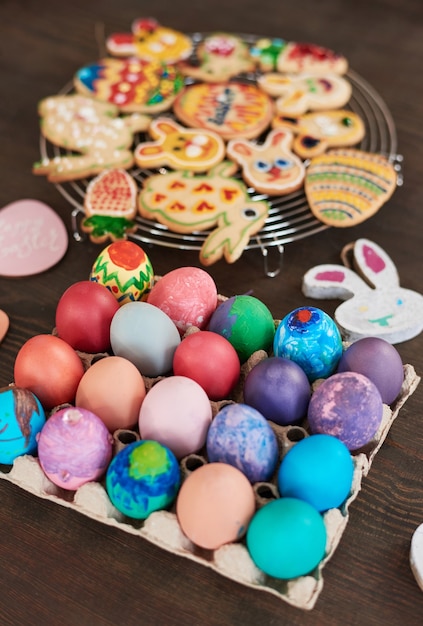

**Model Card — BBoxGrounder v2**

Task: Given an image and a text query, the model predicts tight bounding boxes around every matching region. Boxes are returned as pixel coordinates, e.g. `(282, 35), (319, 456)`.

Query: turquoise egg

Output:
(246, 497), (327, 579)
(106, 440), (181, 519)
(0, 386), (46, 464)
(273, 306), (342, 382)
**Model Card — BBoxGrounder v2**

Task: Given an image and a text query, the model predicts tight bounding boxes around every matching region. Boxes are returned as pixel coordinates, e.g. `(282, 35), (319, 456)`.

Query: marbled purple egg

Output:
(307, 371), (383, 451)
(206, 403), (279, 483)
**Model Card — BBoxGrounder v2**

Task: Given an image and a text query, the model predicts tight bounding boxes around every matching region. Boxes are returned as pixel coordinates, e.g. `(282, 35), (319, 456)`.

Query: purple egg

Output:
(243, 357), (311, 426)
(307, 371), (383, 451)
(337, 337), (404, 405)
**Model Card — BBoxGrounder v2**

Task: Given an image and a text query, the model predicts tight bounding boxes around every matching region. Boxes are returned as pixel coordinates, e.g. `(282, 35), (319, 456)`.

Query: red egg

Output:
(173, 330), (240, 400)
(55, 280), (120, 353)
(14, 334), (85, 410)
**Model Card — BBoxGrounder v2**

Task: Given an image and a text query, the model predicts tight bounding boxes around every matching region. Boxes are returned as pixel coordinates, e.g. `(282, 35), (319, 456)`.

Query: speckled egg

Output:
(307, 371), (384, 450)
(0, 386), (46, 464)
(90, 240), (154, 305)
(106, 440), (180, 519)
(273, 306), (343, 382)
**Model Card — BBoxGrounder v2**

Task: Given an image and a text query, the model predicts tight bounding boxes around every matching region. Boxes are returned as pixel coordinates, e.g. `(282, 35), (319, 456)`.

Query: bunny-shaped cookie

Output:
(302, 238), (423, 344)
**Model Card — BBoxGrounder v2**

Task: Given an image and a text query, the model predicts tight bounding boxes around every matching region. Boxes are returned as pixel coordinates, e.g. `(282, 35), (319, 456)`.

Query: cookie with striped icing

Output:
(305, 149), (397, 226)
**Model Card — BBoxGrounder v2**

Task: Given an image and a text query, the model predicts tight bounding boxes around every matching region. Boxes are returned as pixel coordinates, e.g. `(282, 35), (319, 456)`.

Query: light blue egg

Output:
(0, 387), (46, 464)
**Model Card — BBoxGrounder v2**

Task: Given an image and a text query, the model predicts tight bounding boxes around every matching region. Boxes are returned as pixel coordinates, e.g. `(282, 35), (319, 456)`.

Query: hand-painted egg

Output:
(173, 330), (240, 400)
(206, 403), (279, 483)
(307, 371), (384, 450)
(277, 434), (354, 511)
(208, 295), (275, 363)
(273, 306), (343, 382)
(138, 376), (212, 459)
(176, 462), (256, 550)
(55, 280), (120, 353)
(106, 440), (180, 519)
(246, 497), (327, 579)
(0, 386), (46, 464)
(90, 240), (154, 305)
(75, 355), (146, 432)
(110, 301), (180, 377)
(37, 407), (113, 490)
(14, 334), (85, 410)
(147, 267), (218, 336)
(337, 336), (404, 405)
(243, 356), (311, 425)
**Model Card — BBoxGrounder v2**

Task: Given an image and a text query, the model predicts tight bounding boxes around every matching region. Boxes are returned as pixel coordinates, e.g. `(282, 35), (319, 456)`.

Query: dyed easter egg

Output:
(138, 376), (212, 459)
(246, 497), (327, 579)
(0, 387), (46, 464)
(176, 462), (256, 550)
(110, 301), (180, 377)
(243, 357), (311, 425)
(206, 403), (279, 483)
(90, 240), (154, 305)
(273, 306), (343, 382)
(37, 407), (113, 490)
(208, 295), (275, 363)
(106, 440), (180, 519)
(337, 336), (404, 405)
(147, 267), (218, 335)
(173, 331), (240, 400)
(277, 434), (354, 512)
(307, 371), (384, 450)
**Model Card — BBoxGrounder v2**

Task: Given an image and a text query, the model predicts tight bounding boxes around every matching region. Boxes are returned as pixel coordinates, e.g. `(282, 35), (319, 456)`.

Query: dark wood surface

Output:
(1, 1), (423, 624)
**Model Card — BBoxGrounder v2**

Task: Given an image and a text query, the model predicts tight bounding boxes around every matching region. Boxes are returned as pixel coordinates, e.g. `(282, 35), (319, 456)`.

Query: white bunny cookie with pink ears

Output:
(302, 238), (423, 344)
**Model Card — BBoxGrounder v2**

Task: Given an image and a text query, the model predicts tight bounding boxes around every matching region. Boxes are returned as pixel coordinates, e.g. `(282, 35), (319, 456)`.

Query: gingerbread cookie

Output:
(138, 161), (270, 265)
(33, 95), (151, 182)
(277, 41), (348, 75)
(106, 17), (192, 64)
(179, 33), (255, 82)
(258, 73), (352, 116)
(81, 169), (138, 243)
(134, 117), (225, 172)
(226, 128), (305, 195)
(74, 57), (184, 114)
(273, 110), (365, 159)
(173, 82), (274, 140)
(304, 148), (397, 227)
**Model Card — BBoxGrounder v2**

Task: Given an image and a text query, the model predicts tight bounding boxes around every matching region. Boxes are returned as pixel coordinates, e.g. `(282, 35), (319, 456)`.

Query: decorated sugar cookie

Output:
(106, 17), (193, 64)
(82, 169), (138, 243)
(33, 95), (151, 182)
(226, 128), (305, 195)
(134, 118), (225, 172)
(273, 110), (365, 159)
(277, 41), (348, 75)
(173, 82), (274, 140)
(74, 57), (184, 114)
(302, 238), (423, 344)
(179, 33), (255, 82)
(304, 149), (397, 226)
(258, 73), (352, 116)
(249, 38), (287, 72)
(138, 161), (270, 265)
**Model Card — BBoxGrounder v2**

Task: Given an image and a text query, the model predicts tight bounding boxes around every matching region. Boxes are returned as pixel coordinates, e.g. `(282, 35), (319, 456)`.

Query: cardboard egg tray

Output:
(0, 332), (420, 610)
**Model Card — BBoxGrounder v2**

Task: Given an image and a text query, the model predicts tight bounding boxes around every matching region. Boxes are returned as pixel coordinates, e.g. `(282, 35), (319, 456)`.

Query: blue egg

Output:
(273, 306), (342, 382)
(0, 387), (46, 464)
(277, 434), (354, 512)
(206, 403), (279, 483)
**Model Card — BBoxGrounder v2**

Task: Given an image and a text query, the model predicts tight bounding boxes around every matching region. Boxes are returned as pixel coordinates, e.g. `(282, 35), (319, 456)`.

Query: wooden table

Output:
(0, 1), (422, 623)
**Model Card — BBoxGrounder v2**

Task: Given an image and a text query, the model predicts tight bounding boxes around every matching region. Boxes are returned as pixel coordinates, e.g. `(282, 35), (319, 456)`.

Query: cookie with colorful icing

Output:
(106, 17), (192, 64)
(179, 33), (255, 82)
(304, 149), (397, 227)
(258, 72), (352, 116)
(249, 38), (287, 72)
(74, 57), (184, 114)
(134, 117), (225, 172)
(81, 169), (138, 243)
(138, 161), (270, 265)
(272, 110), (365, 159)
(173, 82), (274, 140)
(277, 41), (348, 75)
(226, 128), (305, 195)
(33, 94), (151, 182)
